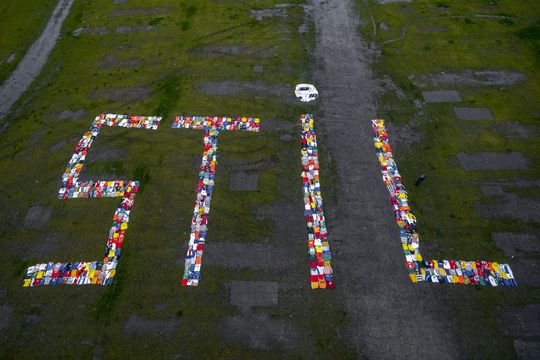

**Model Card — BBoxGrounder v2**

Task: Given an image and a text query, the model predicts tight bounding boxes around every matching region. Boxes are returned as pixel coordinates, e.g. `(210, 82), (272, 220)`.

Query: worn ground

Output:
(0, 0), (539, 359)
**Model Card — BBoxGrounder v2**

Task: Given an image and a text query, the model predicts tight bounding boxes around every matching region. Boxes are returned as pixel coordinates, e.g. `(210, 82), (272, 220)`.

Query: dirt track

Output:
(308, 0), (462, 357)
(0, 0), (74, 119)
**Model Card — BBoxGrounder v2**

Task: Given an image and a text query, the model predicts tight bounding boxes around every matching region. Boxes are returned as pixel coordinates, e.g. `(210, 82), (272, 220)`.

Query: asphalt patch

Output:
(457, 152), (528, 170)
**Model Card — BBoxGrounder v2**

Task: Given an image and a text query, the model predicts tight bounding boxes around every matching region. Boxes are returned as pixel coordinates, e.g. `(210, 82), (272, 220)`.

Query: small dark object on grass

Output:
(415, 174), (426, 186)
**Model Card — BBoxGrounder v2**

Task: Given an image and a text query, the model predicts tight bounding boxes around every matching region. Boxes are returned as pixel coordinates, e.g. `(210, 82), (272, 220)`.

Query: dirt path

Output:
(0, 0), (74, 119)
(308, 0), (462, 358)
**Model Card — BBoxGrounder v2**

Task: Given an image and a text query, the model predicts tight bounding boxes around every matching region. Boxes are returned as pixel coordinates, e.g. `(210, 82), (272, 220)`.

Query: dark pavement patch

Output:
(115, 25), (156, 34)
(0, 304), (14, 332)
(422, 90), (461, 103)
(57, 108), (86, 120)
(418, 25), (449, 32)
(229, 280), (278, 310)
(481, 185), (505, 195)
(416, 70), (527, 87)
(479, 194), (540, 223)
(457, 152), (528, 170)
(514, 340), (540, 360)
(250, 9), (288, 21)
(110, 7), (170, 17)
(261, 119), (296, 131)
(498, 305), (540, 338)
(197, 81), (291, 102)
(205, 242), (295, 270)
(220, 312), (297, 350)
(123, 315), (179, 339)
(190, 45), (279, 58)
(72, 26), (109, 36)
(49, 137), (80, 153)
(23, 206), (53, 230)
(454, 107), (494, 120)
(493, 121), (538, 139)
(510, 259), (540, 287)
(89, 87), (152, 102)
(229, 172), (258, 191)
(98, 54), (141, 68)
(492, 233), (540, 256)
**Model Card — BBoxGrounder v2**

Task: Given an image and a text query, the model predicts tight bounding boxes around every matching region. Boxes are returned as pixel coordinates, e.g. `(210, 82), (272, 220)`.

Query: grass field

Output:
(1, 0), (539, 358)
(357, 0), (540, 358)
(0, 0), (355, 358)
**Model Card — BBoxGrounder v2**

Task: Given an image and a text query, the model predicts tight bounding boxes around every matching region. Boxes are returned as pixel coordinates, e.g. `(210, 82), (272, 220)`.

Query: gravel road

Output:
(0, 0), (74, 119)
(308, 0), (463, 357)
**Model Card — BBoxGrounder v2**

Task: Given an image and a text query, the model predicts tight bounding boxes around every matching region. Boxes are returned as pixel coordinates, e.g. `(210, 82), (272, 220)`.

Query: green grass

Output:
(0, 0), (57, 84)
(356, 0), (540, 358)
(0, 0), (355, 358)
